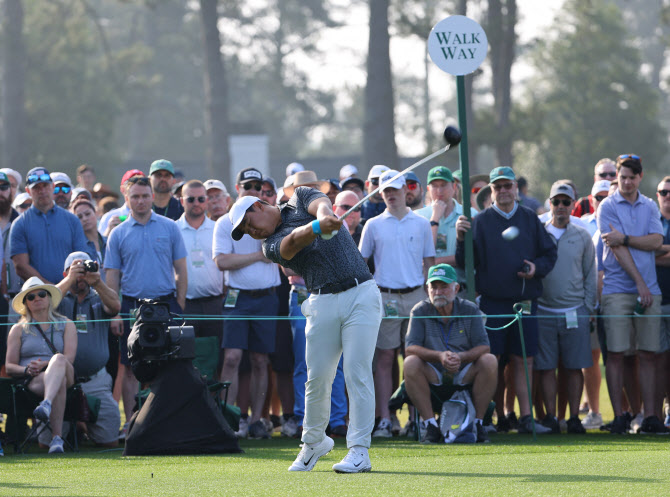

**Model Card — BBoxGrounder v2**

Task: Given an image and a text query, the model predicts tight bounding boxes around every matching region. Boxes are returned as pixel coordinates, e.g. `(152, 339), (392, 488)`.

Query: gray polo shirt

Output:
(263, 187), (371, 293)
(406, 298), (489, 373)
(58, 289), (114, 377)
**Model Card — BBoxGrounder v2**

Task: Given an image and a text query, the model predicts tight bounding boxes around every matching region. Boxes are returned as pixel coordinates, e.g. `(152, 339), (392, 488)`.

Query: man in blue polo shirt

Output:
(598, 154), (666, 434)
(10, 167), (92, 285)
(104, 175), (188, 435)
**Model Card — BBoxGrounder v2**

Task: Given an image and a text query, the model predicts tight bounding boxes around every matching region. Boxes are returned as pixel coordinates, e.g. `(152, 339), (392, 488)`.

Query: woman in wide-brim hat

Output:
(5, 277), (77, 454)
(283, 170), (331, 198)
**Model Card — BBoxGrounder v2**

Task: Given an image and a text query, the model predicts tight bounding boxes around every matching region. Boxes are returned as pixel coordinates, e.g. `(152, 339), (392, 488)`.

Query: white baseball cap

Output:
(379, 169), (406, 191)
(285, 162), (305, 177)
(340, 164), (358, 180)
(591, 179), (611, 196)
(229, 196), (261, 241)
(368, 165), (390, 180)
(203, 179), (228, 195)
(0, 168), (21, 187)
(12, 192), (31, 209)
(51, 172), (72, 187)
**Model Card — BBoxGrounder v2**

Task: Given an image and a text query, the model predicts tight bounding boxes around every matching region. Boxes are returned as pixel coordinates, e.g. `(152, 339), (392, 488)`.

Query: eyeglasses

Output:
(619, 154), (640, 161)
(598, 172), (617, 179)
(370, 178), (379, 186)
(261, 190), (276, 197)
(551, 198), (572, 207)
(492, 182), (514, 191)
(54, 186), (71, 194)
(27, 173), (51, 185)
(658, 190), (670, 197)
(335, 204), (361, 213)
(471, 186), (482, 194)
(594, 195), (608, 202)
(25, 290), (48, 302)
(0, 184), (9, 192)
(186, 196), (206, 203)
(406, 182), (419, 191)
(243, 183), (262, 191)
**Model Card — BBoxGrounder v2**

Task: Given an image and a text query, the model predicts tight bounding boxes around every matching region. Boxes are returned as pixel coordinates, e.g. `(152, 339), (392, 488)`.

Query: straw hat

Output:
(12, 276), (62, 315)
(283, 171), (330, 197)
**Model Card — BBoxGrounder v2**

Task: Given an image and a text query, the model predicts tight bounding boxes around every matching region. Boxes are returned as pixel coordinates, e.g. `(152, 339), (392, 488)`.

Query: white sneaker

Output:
(581, 412), (603, 430)
(372, 418), (392, 438)
(332, 446), (372, 473)
(48, 435), (65, 454)
(281, 416), (300, 438)
(236, 417), (249, 439)
(629, 413), (644, 434)
(261, 417), (274, 434)
(288, 436), (335, 472)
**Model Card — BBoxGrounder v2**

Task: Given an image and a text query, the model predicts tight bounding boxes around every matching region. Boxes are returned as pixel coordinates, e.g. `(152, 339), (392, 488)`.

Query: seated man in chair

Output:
(404, 264), (497, 444)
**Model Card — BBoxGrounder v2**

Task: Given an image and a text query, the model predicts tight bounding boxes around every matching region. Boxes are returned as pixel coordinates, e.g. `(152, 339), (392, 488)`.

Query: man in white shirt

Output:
(213, 167), (281, 440)
(359, 169), (435, 437)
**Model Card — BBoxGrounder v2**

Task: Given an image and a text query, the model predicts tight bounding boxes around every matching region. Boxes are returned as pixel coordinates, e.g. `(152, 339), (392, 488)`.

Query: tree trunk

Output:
(199, 0), (230, 179)
(1, 0), (27, 172)
(364, 0), (398, 170)
(488, 0), (516, 167)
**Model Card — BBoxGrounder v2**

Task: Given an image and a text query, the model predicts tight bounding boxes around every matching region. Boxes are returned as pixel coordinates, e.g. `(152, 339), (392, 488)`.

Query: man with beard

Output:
(51, 172), (73, 209)
(404, 263), (497, 443)
(55, 252), (122, 446)
(149, 159), (184, 221)
(404, 172), (424, 210)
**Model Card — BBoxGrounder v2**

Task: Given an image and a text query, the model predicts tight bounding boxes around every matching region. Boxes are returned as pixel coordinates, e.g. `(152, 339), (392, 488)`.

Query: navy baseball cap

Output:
(404, 171), (421, 184)
(26, 167), (52, 188)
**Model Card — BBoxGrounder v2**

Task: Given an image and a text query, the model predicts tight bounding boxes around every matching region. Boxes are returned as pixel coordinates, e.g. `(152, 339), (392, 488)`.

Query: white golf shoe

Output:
(288, 436), (335, 472)
(332, 446), (371, 473)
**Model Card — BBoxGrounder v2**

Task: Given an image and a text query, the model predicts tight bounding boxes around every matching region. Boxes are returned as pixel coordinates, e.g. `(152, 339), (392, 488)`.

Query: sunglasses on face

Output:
(54, 185), (71, 194)
(492, 182), (514, 191)
(335, 204), (361, 213)
(243, 183), (262, 191)
(658, 190), (670, 197)
(471, 186), (482, 194)
(594, 195), (608, 202)
(598, 171), (617, 179)
(27, 173), (51, 185)
(551, 198), (572, 207)
(186, 196), (206, 203)
(261, 190), (276, 197)
(370, 178), (380, 186)
(0, 184), (9, 192)
(25, 290), (48, 302)
(406, 182), (419, 191)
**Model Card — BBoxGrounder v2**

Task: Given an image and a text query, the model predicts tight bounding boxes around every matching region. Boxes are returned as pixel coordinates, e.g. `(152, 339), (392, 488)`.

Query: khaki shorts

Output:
(377, 286), (426, 350)
(601, 293), (661, 353)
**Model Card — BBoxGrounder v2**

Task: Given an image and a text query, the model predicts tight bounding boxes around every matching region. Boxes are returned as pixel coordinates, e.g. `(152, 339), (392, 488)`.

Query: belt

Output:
(123, 292), (175, 303)
(377, 285), (422, 294)
(186, 294), (223, 302)
(236, 288), (275, 298)
(313, 274), (372, 295)
(77, 367), (106, 384)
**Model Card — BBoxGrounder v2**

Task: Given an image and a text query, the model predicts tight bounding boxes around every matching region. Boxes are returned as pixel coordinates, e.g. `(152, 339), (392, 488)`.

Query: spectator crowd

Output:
(2, 153), (670, 456)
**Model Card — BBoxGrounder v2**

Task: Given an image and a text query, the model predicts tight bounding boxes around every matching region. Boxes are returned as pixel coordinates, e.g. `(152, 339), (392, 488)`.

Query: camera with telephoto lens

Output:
(127, 299), (195, 382)
(83, 260), (99, 272)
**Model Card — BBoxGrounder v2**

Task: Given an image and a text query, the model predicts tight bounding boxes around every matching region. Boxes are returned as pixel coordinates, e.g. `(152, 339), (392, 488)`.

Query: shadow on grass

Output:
(372, 471), (657, 483)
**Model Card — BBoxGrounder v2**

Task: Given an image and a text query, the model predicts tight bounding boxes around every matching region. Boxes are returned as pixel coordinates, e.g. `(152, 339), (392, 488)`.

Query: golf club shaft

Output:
(338, 144), (450, 222)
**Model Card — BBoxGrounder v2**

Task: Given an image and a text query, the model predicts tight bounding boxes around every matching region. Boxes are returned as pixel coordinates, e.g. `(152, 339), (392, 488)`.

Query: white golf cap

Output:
(339, 164), (358, 180)
(368, 165), (390, 180)
(51, 172), (72, 187)
(591, 179), (611, 196)
(63, 251), (91, 272)
(0, 168), (21, 187)
(12, 192), (31, 208)
(203, 179), (228, 195)
(379, 169), (406, 191)
(286, 162), (305, 177)
(229, 196), (261, 241)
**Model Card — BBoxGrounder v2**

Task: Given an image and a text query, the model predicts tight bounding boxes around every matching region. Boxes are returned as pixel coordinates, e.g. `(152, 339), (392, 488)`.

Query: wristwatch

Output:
(623, 235), (630, 246)
(430, 221), (439, 227)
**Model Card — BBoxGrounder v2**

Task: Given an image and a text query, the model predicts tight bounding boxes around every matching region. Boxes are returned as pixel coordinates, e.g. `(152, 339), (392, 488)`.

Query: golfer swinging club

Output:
(229, 184), (382, 473)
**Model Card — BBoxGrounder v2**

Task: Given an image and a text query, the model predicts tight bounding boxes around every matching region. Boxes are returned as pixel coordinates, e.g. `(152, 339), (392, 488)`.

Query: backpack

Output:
(440, 389), (477, 443)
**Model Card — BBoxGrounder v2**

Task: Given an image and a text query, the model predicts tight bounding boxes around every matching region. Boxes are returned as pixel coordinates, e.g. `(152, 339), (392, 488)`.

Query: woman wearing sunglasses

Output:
(5, 277), (77, 454)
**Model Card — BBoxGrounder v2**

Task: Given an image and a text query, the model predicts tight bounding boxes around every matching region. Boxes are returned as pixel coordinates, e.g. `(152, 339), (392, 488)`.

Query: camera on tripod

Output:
(127, 299), (195, 381)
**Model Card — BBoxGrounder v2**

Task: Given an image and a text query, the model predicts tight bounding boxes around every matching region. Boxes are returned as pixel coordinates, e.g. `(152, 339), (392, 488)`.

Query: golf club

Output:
(322, 125), (462, 239)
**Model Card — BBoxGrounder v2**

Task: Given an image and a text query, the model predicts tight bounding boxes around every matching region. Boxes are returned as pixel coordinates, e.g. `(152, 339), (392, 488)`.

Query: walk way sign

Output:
(428, 15), (488, 76)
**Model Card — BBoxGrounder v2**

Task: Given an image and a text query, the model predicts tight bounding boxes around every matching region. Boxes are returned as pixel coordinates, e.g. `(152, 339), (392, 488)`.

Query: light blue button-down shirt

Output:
(597, 189), (662, 295)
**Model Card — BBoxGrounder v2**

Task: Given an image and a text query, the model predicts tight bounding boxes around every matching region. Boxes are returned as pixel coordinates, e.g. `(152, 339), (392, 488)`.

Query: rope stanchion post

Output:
(512, 303), (536, 442)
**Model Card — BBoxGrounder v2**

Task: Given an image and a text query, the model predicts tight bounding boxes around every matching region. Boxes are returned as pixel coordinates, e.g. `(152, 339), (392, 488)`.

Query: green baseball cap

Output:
(427, 166), (454, 185)
(0, 172), (9, 184)
(427, 264), (458, 285)
(149, 159), (175, 176)
(489, 166), (515, 183)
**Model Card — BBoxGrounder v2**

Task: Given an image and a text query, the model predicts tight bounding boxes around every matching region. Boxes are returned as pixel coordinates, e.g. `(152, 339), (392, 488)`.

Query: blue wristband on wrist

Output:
(311, 220), (322, 235)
